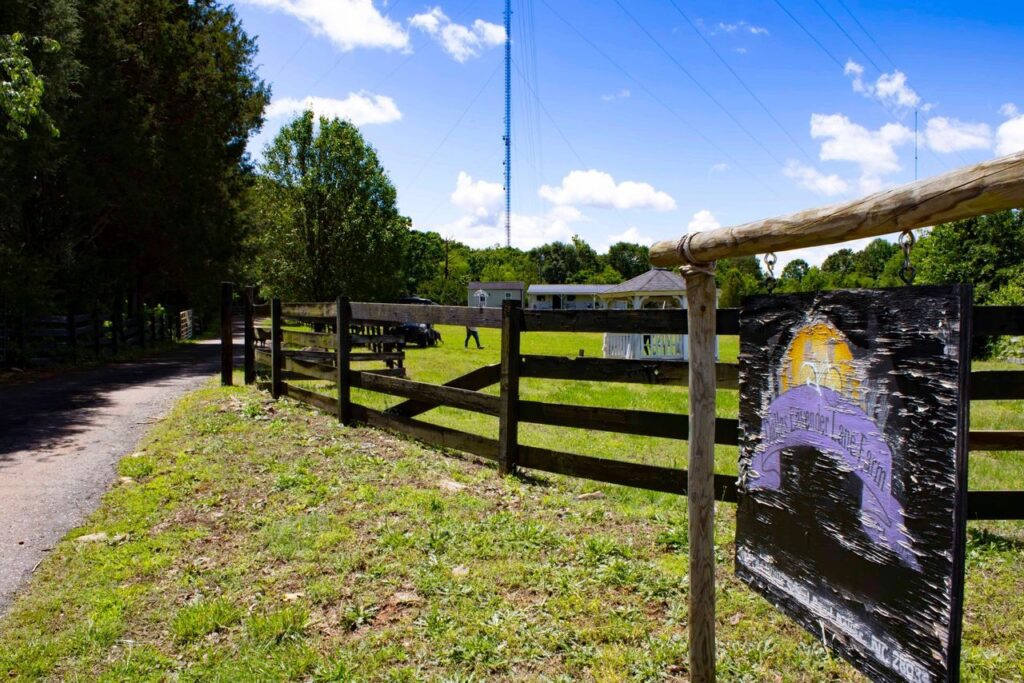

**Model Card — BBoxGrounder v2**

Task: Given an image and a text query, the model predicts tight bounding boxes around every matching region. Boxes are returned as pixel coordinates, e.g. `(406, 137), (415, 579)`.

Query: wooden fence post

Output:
(270, 298), (283, 399)
(498, 299), (522, 476)
(243, 286), (256, 385)
(336, 296), (352, 424)
(220, 281), (233, 386)
(683, 264), (718, 682)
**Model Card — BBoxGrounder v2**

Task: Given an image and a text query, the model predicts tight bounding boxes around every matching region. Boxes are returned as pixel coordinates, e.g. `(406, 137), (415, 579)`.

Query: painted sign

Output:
(736, 286), (971, 682)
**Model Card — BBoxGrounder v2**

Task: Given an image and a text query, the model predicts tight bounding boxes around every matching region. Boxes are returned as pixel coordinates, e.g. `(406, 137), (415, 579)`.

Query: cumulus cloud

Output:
(450, 172), (503, 218)
(539, 170), (676, 211)
(924, 117), (992, 153)
(844, 60), (927, 113)
(241, 0), (409, 52)
(783, 160), (850, 196)
(810, 113), (913, 192)
(717, 21), (769, 35)
(445, 209), (579, 249)
(409, 7), (504, 62)
(710, 162), (731, 173)
(688, 209), (720, 233)
(266, 93), (402, 125)
(996, 103), (1024, 156)
(603, 226), (654, 250)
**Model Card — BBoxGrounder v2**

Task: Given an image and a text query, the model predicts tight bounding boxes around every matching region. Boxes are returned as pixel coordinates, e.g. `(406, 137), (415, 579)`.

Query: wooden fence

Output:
(226, 295), (1024, 522)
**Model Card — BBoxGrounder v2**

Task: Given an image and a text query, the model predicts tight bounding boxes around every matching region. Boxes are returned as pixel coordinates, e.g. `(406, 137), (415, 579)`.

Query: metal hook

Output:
(764, 252), (778, 293)
(898, 230), (916, 285)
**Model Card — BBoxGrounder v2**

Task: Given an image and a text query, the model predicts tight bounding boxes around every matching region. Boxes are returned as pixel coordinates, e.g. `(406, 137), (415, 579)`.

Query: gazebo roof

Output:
(600, 268), (686, 296)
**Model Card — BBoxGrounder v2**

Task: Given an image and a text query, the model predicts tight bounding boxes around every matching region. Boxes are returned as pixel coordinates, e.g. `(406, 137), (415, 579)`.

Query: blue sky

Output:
(235, 0), (1024, 266)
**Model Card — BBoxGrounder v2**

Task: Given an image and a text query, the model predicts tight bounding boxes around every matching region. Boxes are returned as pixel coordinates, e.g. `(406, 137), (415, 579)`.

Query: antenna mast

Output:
(503, 0), (512, 247)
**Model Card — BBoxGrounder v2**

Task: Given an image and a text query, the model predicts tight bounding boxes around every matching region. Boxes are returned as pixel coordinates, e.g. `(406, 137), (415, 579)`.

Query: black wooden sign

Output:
(736, 286), (971, 682)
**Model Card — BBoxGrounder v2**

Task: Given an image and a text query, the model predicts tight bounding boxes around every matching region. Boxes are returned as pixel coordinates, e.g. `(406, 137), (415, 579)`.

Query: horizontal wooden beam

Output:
(352, 404), (499, 461)
(974, 306), (1024, 337)
(519, 401), (683, 438)
(520, 354), (740, 388)
(518, 445), (739, 501)
(520, 309), (740, 334)
(282, 329), (334, 349)
(650, 151), (1024, 265)
(387, 364), (501, 418)
(350, 302), (503, 328)
(281, 302), (336, 320)
(350, 352), (405, 362)
(970, 371), (1024, 400)
(966, 491), (1024, 520)
(968, 430), (1024, 451)
(351, 333), (404, 346)
(281, 382), (336, 413)
(352, 371), (500, 416)
(283, 355), (336, 382)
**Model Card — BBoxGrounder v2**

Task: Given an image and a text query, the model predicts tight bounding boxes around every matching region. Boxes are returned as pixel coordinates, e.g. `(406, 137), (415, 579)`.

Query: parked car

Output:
(390, 297), (442, 347)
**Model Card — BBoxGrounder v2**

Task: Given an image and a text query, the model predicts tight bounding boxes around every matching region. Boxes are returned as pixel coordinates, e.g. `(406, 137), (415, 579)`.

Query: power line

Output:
(537, 0), (777, 193)
(771, 0), (845, 69)
(667, 0), (817, 166)
(306, 0), (409, 92)
(834, 0), (897, 69)
(612, 0), (788, 169)
(811, 0), (883, 73)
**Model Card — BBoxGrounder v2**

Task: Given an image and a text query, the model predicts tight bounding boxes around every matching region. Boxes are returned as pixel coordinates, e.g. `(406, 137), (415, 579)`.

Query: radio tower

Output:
(503, 0), (512, 247)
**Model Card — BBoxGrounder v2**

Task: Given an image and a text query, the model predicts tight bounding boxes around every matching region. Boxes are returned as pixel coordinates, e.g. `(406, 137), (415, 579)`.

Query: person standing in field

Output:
(465, 326), (482, 349)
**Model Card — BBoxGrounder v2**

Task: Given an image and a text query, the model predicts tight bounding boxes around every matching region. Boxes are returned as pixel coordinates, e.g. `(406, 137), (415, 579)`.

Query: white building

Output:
(467, 281), (524, 308)
(526, 284), (609, 310)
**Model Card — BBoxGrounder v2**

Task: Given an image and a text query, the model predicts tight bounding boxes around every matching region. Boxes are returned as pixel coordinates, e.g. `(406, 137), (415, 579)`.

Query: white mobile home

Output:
(526, 284), (609, 310)
(467, 281), (524, 308)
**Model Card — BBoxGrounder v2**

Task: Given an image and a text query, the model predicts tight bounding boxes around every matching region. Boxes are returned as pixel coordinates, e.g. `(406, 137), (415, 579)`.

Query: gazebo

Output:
(599, 268), (695, 361)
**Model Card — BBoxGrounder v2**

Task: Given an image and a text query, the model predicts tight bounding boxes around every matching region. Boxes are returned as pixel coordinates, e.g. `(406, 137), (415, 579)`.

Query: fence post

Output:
(336, 296), (352, 424)
(270, 298), (283, 399)
(498, 299), (522, 476)
(683, 264), (718, 683)
(220, 282), (233, 386)
(243, 286), (256, 385)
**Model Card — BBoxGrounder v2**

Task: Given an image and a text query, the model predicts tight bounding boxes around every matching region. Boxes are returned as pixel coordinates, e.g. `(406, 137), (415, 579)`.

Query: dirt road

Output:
(0, 339), (225, 614)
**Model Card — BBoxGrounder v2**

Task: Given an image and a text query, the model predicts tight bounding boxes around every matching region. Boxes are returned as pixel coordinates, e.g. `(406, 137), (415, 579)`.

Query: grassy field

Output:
(0, 326), (1021, 680)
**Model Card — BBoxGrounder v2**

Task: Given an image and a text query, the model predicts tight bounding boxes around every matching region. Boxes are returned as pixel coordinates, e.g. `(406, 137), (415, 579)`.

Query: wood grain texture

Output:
(519, 354), (740, 389)
(281, 382), (336, 413)
(283, 355), (337, 382)
(386, 364), (502, 418)
(281, 302), (337, 320)
(351, 371), (500, 416)
(352, 404), (500, 461)
(350, 302), (503, 328)
(270, 299), (283, 400)
(220, 282), (232, 386)
(651, 151), (1024, 265)
(244, 286), (255, 385)
(282, 329), (335, 349)
(684, 268), (718, 683)
(498, 300), (523, 476)
(336, 297), (352, 424)
(520, 308), (741, 334)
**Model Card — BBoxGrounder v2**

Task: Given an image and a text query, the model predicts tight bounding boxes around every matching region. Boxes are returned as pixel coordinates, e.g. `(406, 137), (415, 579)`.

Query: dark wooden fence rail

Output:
(236, 297), (1024, 520)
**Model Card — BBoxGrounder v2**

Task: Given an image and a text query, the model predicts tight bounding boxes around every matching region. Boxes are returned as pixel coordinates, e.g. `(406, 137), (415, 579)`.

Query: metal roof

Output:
(527, 284), (611, 295)
(468, 281), (525, 290)
(600, 268), (687, 295)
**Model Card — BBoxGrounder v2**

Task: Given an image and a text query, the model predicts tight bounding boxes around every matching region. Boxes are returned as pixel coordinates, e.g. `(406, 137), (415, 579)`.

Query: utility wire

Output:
(834, 0), (897, 69)
(811, 0), (883, 73)
(268, 34), (313, 82)
(537, 0), (776, 193)
(612, 0), (788, 169)
(306, 0), (409, 92)
(667, 0), (817, 166)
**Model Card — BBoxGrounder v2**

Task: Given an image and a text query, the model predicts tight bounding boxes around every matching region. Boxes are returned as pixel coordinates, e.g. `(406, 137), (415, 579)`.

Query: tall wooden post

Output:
(270, 298), (283, 399)
(220, 282), (233, 386)
(336, 296), (352, 424)
(243, 286), (256, 385)
(683, 264), (718, 682)
(498, 299), (522, 476)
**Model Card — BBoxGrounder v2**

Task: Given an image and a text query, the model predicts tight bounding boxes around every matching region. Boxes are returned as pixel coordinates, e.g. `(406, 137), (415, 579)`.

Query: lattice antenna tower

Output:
(503, 0), (512, 247)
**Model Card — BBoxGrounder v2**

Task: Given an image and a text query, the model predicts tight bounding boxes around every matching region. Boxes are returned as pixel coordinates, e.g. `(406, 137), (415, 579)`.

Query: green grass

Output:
(0, 328), (1022, 680)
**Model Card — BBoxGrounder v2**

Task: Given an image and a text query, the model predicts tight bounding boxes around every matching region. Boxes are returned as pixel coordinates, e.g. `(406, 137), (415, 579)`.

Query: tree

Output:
(253, 111), (410, 302)
(821, 248), (856, 278)
(780, 259), (809, 283)
(606, 241), (649, 280)
(856, 239), (899, 281)
(716, 256), (764, 307)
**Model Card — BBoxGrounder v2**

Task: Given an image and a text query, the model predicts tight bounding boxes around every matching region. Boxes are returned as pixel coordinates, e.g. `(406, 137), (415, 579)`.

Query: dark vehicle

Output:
(390, 297), (442, 347)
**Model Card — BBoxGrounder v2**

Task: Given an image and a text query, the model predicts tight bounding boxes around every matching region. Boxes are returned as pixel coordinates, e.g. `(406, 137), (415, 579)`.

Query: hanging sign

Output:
(735, 286), (971, 682)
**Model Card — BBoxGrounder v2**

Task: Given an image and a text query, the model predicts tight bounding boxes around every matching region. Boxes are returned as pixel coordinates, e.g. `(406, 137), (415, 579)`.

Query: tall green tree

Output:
(606, 242), (650, 280)
(253, 111), (410, 302)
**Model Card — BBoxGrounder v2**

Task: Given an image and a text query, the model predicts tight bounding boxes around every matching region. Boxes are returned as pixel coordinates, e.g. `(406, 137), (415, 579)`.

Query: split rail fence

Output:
(223, 294), (1024, 521)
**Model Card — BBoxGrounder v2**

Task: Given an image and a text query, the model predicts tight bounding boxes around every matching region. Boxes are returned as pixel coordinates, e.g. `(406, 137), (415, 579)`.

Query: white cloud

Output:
(688, 209), (720, 233)
(717, 21), (768, 36)
(601, 88), (631, 102)
(445, 210), (579, 249)
(539, 170), (676, 211)
(810, 113), (913, 192)
(1000, 102), (1019, 117)
(409, 7), (504, 62)
(996, 114), (1024, 156)
(710, 162), (730, 173)
(783, 160), (850, 196)
(924, 117), (992, 153)
(242, 0), (408, 52)
(844, 60), (925, 112)
(450, 172), (503, 218)
(603, 226), (654, 250)
(266, 93), (402, 125)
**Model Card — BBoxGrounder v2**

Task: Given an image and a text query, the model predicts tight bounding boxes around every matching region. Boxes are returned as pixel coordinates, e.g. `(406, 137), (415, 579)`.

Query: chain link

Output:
(764, 252), (778, 293)
(898, 230), (916, 284)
